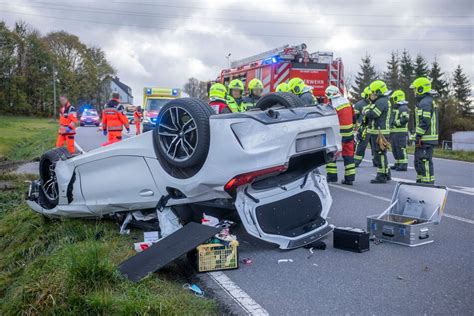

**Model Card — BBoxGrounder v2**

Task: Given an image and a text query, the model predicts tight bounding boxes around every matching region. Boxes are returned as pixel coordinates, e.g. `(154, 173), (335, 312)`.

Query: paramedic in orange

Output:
(102, 93), (130, 143)
(56, 95), (77, 154)
(133, 106), (143, 135)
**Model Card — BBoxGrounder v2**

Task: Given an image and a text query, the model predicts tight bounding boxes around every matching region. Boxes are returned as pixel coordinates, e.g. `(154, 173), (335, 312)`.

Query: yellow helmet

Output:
(391, 90), (406, 103)
(410, 77), (431, 95)
(248, 78), (263, 93)
(361, 86), (370, 99)
(288, 77), (306, 95)
(369, 80), (388, 96)
(209, 83), (227, 101)
(228, 79), (244, 92)
(276, 82), (289, 92)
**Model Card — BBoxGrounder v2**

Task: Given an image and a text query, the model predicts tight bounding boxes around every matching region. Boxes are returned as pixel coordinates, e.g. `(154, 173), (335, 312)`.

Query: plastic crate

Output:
(196, 242), (238, 272)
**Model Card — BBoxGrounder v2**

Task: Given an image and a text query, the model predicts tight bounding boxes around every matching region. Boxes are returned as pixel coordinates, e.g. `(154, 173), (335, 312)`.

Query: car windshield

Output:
(146, 99), (170, 111)
(83, 109), (97, 116)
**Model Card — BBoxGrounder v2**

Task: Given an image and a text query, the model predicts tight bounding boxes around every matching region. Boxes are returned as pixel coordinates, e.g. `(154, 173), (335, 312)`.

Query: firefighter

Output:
(208, 83), (231, 114)
(288, 77), (315, 105)
(364, 80), (392, 184)
(325, 85), (356, 185)
(354, 86), (376, 167)
(275, 82), (289, 92)
(242, 78), (263, 109)
(102, 92), (130, 144)
(133, 106), (143, 135)
(226, 79), (245, 112)
(56, 95), (77, 154)
(410, 77), (438, 184)
(389, 90), (410, 171)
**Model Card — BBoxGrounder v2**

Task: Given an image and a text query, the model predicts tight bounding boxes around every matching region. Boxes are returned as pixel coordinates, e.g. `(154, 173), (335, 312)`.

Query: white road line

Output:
(208, 271), (269, 316)
(387, 175), (474, 197)
(329, 184), (473, 225)
(74, 127), (87, 153)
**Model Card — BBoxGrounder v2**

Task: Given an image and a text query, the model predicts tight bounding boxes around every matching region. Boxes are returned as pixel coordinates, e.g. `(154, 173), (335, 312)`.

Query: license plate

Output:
(296, 134), (326, 152)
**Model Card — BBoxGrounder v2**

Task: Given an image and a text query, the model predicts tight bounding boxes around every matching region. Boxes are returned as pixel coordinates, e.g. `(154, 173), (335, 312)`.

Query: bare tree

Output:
(183, 77), (208, 101)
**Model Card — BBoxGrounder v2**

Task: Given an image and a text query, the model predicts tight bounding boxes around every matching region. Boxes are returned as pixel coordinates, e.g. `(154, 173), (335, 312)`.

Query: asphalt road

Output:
(75, 128), (473, 315)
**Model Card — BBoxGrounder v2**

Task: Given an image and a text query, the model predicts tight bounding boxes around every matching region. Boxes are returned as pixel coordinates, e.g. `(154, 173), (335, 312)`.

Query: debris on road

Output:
(423, 266), (430, 272)
(242, 258), (253, 265)
(333, 227), (370, 253)
(183, 283), (204, 297)
(396, 276), (405, 280)
(196, 239), (239, 272)
(278, 259), (294, 264)
(134, 242), (152, 253)
(143, 231), (159, 243)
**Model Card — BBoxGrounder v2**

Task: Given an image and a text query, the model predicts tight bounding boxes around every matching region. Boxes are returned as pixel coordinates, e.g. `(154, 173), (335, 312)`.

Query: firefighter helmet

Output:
(209, 83), (227, 101)
(288, 77), (306, 95)
(276, 82), (289, 92)
(391, 90), (406, 103)
(369, 80), (388, 96)
(361, 86), (370, 99)
(248, 78), (263, 93)
(325, 85), (341, 99)
(228, 79), (244, 92)
(410, 77), (431, 95)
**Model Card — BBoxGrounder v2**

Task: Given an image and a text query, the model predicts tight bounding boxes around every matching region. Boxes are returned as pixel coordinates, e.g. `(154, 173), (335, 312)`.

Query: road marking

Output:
(208, 271), (269, 316)
(362, 159), (415, 170)
(387, 175), (474, 197)
(329, 184), (473, 225)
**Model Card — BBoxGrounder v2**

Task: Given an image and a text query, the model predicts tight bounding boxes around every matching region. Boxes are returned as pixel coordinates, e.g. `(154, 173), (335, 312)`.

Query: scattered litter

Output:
(144, 231), (160, 243)
(304, 240), (327, 250)
(157, 207), (183, 238)
(119, 213), (132, 235)
(309, 247), (314, 254)
(242, 258), (253, 265)
(201, 213), (219, 227)
(197, 240), (239, 272)
(396, 276), (404, 280)
(183, 283), (204, 297)
(134, 242), (152, 253)
(312, 263), (319, 267)
(278, 259), (294, 264)
(422, 266), (430, 272)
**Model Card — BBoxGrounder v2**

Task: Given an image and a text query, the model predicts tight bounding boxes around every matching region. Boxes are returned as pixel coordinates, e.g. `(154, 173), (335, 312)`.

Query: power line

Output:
(112, 1), (474, 19)
(1, 9), (472, 42)
(6, 1), (472, 28)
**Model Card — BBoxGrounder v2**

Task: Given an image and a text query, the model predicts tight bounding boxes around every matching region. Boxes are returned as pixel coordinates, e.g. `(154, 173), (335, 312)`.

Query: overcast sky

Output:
(1, 0), (472, 104)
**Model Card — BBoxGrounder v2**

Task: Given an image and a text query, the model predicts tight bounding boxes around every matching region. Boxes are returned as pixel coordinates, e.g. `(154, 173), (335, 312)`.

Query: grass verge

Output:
(0, 174), (217, 314)
(0, 116), (57, 161)
(406, 146), (474, 163)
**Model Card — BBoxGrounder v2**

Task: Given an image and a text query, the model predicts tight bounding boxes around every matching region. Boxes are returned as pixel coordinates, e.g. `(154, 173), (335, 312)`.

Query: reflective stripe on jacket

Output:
(102, 99), (129, 132)
(331, 96), (355, 143)
(366, 96), (391, 135)
(391, 101), (409, 133)
(415, 94), (438, 144)
(58, 103), (78, 135)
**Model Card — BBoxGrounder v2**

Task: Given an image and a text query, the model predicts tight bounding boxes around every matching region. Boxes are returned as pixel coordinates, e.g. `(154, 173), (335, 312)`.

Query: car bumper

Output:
(142, 122), (156, 132)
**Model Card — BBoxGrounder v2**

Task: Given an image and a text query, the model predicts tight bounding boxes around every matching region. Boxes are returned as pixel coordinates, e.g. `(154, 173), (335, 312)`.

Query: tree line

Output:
(0, 21), (115, 117)
(350, 50), (472, 142)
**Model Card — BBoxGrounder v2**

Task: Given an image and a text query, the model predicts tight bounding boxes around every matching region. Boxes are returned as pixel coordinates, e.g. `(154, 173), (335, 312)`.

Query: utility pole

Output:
(226, 53), (231, 69)
(52, 65), (57, 118)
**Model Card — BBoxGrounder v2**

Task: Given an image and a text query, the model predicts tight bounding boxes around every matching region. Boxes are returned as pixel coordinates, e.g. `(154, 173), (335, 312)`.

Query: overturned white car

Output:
(27, 93), (341, 249)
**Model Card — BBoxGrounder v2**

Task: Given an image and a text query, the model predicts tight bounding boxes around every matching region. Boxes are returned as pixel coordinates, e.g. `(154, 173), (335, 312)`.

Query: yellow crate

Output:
(197, 242), (238, 272)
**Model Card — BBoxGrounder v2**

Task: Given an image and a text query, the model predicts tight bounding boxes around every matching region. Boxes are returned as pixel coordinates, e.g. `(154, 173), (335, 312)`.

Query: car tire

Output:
(255, 92), (305, 111)
(153, 98), (211, 170)
(38, 147), (72, 209)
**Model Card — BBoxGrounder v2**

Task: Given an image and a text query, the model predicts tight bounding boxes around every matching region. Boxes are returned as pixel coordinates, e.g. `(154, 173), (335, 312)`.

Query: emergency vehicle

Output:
(142, 87), (181, 132)
(217, 43), (344, 98)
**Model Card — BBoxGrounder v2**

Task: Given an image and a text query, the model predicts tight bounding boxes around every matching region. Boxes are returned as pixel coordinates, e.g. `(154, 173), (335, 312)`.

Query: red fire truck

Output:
(217, 43), (344, 98)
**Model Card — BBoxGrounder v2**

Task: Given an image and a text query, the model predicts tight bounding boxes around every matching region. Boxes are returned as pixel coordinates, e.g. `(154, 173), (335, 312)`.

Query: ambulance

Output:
(142, 87), (181, 132)
(217, 43), (344, 100)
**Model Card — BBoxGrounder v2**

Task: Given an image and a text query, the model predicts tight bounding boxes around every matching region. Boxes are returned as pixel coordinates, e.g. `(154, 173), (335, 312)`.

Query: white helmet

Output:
(325, 85), (341, 99)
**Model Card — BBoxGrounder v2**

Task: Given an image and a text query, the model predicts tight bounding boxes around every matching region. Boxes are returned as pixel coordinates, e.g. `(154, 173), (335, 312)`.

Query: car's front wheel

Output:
(38, 147), (71, 209)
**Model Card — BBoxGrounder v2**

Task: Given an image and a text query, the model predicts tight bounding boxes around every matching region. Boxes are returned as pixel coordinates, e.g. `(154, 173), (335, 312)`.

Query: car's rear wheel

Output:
(255, 92), (305, 111)
(38, 147), (71, 209)
(153, 98), (211, 178)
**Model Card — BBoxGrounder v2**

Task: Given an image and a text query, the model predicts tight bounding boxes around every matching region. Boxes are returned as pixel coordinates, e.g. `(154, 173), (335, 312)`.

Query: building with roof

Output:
(110, 76), (133, 105)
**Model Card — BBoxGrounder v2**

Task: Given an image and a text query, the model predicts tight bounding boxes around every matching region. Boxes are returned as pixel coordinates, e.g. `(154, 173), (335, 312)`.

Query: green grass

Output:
(0, 116), (57, 161)
(406, 146), (474, 163)
(0, 174), (217, 315)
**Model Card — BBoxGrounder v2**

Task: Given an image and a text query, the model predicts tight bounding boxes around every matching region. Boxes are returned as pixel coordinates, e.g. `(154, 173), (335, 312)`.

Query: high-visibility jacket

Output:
(353, 99), (368, 126)
(58, 102), (78, 135)
(366, 96), (391, 135)
(242, 94), (261, 109)
(226, 96), (245, 112)
(102, 99), (129, 132)
(331, 96), (355, 143)
(133, 110), (143, 122)
(415, 94), (438, 145)
(391, 101), (410, 133)
(298, 87), (315, 105)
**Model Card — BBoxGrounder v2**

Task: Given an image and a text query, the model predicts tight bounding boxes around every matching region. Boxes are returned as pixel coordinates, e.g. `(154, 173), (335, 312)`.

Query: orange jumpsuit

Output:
(56, 102), (77, 154)
(133, 110), (143, 135)
(102, 99), (130, 144)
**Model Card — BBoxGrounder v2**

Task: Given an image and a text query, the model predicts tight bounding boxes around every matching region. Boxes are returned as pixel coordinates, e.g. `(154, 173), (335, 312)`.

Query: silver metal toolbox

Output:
(367, 182), (448, 247)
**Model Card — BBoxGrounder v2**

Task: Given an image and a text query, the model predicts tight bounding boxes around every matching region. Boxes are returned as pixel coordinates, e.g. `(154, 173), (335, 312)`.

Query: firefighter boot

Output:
(370, 175), (387, 184)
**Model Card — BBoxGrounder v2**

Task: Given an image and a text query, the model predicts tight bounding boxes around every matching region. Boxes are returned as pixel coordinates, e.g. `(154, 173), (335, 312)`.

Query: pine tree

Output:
(350, 53), (376, 103)
(414, 54), (429, 78)
(452, 65), (472, 115)
(429, 57), (448, 99)
(383, 51), (400, 91)
(399, 50), (415, 128)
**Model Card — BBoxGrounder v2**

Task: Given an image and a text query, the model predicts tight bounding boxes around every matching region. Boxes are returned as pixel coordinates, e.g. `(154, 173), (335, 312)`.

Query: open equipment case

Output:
(367, 182), (448, 247)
